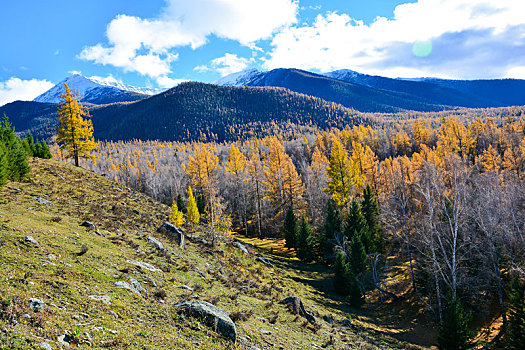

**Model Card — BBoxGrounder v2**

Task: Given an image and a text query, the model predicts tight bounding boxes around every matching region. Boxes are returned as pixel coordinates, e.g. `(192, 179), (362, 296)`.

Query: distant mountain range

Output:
(33, 74), (162, 105)
(2, 68), (525, 142)
(216, 68), (525, 111)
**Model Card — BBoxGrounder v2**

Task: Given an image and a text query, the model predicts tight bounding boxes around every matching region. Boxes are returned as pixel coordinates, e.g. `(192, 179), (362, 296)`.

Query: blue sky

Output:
(1, 0), (525, 105)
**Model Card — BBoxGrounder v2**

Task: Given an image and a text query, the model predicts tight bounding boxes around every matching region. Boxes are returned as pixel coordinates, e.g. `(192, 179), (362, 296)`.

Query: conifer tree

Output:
(187, 186), (200, 224)
(22, 132), (35, 157)
(324, 201), (342, 239)
(284, 206), (298, 248)
(334, 251), (351, 295)
(326, 138), (354, 210)
(0, 115), (30, 182)
(349, 234), (367, 276)
(437, 294), (474, 350)
(176, 193), (187, 214)
(296, 214), (314, 262)
(361, 185), (383, 253)
(345, 200), (372, 252)
(0, 144), (7, 187)
(57, 83), (97, 166)
(38, 140), (52, 159)
(170, 201), (185, 226)
(508, 277), (525, 349)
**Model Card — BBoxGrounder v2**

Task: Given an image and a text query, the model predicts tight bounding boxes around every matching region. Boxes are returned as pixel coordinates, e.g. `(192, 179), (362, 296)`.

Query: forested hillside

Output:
(49, 110), (525, 348)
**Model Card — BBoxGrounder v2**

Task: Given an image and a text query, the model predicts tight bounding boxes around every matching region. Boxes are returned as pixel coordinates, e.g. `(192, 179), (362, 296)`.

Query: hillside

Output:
(0, 158), (430, 349)
(1, 82), (365, 142)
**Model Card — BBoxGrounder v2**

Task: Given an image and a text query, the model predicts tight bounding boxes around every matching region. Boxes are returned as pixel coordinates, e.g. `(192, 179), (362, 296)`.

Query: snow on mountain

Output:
(33, 75), (164, 105)
(214, 68), (263, 86)
(323, 69), (365, 81)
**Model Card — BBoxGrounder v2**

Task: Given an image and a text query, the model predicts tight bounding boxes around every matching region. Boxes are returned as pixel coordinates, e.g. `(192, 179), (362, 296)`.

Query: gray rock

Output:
(107, 310), (119, 318)
(233, 241), (249, 255)
(34, 197), (53, 205)
(80, 221), (95, 231)
(143, 276), (157, 287)
(29, 298), (44, 312)
(280, 296), (316, 324)
(177, 285), (194, 291)
(46, 254), (57, 260)
(322, 315), (334, 324)
(147, 236), (164, 251)
(114, 281), (142, 296)
(88, 295), (111, 303)
(157, 222), (185, 248)
(24, 236), (39, 246)
(175, 300), (236, 342)
(21, 313), (31, 320)
(126, 259), (161, 272)
(128, 277), (143, 293)
(57, 332), (75, 346)
(39, 342), (52, 350)
(255, 257), (273, 267)
(341, 318), (352, 327)
(186, 234), (209, 246)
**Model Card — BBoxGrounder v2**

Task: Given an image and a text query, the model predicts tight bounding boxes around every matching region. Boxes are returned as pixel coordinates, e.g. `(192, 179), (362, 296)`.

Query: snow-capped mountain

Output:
(34, 75), (163, 105)
(214, 68), (263, 86)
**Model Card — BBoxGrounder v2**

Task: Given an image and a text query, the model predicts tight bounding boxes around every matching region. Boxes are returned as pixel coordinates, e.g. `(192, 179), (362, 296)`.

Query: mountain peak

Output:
(214, 68), (263, 86)
(33, 75), (163, 105)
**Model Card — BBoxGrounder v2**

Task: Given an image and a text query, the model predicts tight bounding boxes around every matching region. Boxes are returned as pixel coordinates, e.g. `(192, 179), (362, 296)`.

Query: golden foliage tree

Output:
(57, 83), (97, 166)
(170, 201), (185, 226)
(186, 186), (200, 224)
(325, 137), (359, 210)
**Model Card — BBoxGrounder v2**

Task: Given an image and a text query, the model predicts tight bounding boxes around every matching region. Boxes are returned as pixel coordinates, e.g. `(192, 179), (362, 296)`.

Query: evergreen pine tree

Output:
(325, 201), (342, 238)
(333, 250), (351, 295)
(284, 206), (298, 249)
(196, 194), (206, 216)
(345, 199), (373, 253)
(176, 193), (187, 214)
(0, 144), (8, 188)
(296, 214), (314, 262)
(437, 293), (474, 350)
(187, 186), (200, 225)
(347, 268), (364, 307)
(0, 115), (30, 182)
(40, 140), (52, 159)
(22, 133), (35, 157)
(361, 185), (383, 253)
(349, 234), (367, 276)
(508, 277), (525, 350)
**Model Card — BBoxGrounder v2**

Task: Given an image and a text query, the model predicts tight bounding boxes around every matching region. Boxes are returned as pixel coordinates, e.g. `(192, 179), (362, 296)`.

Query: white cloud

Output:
(0, 77), (54, 106)
(156, 76), (188, 88)
(79, 0), (297, 81)
(263, 0), (525, 79)
(195, 53), (252, 77)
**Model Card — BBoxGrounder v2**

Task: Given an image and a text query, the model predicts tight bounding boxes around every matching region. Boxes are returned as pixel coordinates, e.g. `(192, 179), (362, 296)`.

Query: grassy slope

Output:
(0, 159), (430, 349)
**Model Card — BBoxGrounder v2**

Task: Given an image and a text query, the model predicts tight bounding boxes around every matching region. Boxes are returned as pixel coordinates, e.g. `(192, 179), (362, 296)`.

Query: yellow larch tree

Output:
(186, 186), (200, 224)
(478, 144), (501, 172)
(170, 201), (185, 226)
(325, 137), (358, 211)
(57, 83), (97, 167)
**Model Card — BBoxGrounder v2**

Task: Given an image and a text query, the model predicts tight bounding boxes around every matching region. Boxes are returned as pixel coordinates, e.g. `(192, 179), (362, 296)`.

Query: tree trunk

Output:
(74, 152), (79, 167)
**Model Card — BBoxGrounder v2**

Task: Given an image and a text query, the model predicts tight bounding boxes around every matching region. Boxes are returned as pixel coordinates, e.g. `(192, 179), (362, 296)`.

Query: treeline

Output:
(52, 113), (525, 347)
(0, 115), (51, 188)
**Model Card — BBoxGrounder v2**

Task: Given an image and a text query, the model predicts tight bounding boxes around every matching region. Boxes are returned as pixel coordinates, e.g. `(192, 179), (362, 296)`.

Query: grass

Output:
(0, 158), (432, 349)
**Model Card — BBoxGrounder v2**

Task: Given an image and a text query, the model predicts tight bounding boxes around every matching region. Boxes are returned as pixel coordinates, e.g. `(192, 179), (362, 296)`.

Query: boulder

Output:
(80, 221), (96, 231)
(175, 300), (236, 342)
(147, 236), (164, 251)
(24, 236), (39, 246)
(255, 257), (273, 267)
(88, 295), (111, 303)
(29, 298), (44, 312)
(126, 259), (161, 272)
(186, 234), (209, 246)
(157, 222), (185, 248)
(280, 296), (316, 324)
(341, 318), (352, 327)
(33, 197), (53, 205)
(232, 241), (249, 255)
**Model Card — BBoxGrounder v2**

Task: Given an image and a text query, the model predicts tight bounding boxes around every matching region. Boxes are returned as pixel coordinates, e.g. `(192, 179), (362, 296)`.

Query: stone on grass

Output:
(80, 221), (95, 231)
(233, 241), (249, 255)
(255, 257), (273, 267)
(29, 298), (44, 312)
(156, 222), (185, 248)
(147, 236), (164, 251)
(33, 197), (53, 205)
(88, 295), (111, 303)
(39, 343), (52, 350)
(24, 236), (39, 246)
(175, 300), (236, 342)
(280, 296), (316, 324)
(126, 259), (161, 272)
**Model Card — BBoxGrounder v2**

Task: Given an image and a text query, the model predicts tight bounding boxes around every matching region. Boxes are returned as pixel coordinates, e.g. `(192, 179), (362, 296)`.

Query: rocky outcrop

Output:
(280, 296), (316, 324)
(157, 222), (185, 248)
(175, 300), (236, 342)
